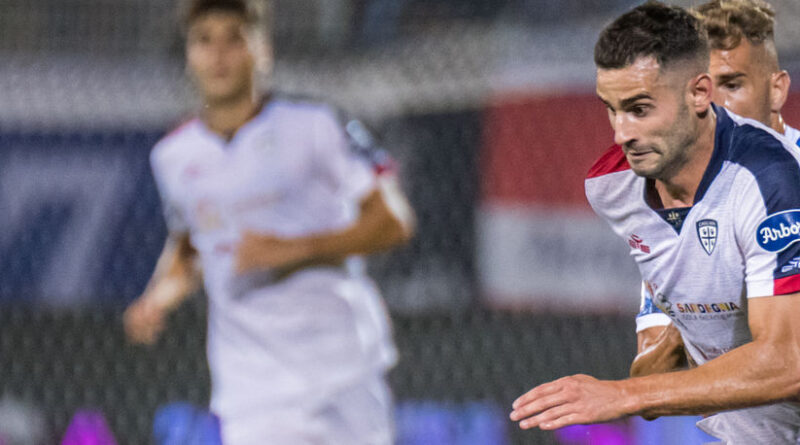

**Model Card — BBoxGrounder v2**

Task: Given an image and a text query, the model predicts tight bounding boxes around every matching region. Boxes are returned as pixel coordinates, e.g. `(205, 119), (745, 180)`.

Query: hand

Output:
(235, 231), (312, 274)
(509, 374), (632, 430)
(123, 297), (169, 345)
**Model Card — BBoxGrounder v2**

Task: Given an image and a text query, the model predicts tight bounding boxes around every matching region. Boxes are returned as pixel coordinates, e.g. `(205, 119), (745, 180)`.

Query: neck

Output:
(771, 112), (787, 135)
(201, 91), (259, 139)
(655, 109), (717, 208)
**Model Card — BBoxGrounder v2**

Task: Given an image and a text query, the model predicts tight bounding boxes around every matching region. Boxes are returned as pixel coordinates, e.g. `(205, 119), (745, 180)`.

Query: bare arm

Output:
(236, 178), (415, 273)
(123, 233), (201, 344)
(510, 293), (800, 430)
(630, 323), (686, 377)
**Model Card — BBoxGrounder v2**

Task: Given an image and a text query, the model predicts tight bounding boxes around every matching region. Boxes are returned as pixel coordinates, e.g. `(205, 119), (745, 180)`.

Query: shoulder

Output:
(267, 93), (343, 123)
(584, 144), (637, 215)
(725, 117), (800, 211)
(725, 111), (799, 172)
(727, 118), (800, 186)
(586, 144), (630, 179)
(150, 117), (201, 167)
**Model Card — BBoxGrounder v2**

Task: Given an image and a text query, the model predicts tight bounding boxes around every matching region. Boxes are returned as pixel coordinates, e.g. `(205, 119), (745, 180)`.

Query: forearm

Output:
(305, 207), (408, 260)
(308, 180), (415, 259)
(622, 339), (800, 418)
(144, 234), (201, 309)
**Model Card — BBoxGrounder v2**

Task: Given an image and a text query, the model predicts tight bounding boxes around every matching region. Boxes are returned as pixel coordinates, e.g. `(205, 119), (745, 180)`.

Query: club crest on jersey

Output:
(696, 219), (717, 255)
(756, 209), (800, 252)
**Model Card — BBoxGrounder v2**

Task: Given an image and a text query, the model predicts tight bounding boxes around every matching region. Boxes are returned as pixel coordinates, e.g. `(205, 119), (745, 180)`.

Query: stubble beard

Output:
(636, 103), (696, 182)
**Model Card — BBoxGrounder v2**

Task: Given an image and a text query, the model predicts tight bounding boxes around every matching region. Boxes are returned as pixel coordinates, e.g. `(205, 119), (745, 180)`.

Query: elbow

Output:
(384, 211), (415, 247)
(785, 360), (800, 400)
(773, 343), (800, 399)
(396, 211), (416, 243)
(754, 342), (800, 401)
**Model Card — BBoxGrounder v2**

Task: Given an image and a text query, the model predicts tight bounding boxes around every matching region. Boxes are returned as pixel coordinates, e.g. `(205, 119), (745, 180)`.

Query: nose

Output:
(613, 113), (635, 147)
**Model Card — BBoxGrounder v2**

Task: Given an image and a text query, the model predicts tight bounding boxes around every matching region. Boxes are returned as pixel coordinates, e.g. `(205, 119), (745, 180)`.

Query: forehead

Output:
(709, 40), (763, 76)
(596, 57), (666, 102)
(188, 11), (248, 34)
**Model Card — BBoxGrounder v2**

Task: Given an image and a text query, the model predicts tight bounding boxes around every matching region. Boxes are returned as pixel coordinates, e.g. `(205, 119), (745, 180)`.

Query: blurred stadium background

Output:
(1, 0), (800, 443)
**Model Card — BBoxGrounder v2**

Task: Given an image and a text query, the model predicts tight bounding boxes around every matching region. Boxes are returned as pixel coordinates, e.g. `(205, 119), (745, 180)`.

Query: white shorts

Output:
(218, 375), (394, 445)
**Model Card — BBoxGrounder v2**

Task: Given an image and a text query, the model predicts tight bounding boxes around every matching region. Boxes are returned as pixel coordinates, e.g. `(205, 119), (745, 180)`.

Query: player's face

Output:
(709, 40), (772, 126)
(597, 57), (699, 180)
(186, 12), (257, 104)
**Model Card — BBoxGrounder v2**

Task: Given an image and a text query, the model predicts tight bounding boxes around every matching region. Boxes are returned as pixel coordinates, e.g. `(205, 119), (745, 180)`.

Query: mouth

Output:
(625, 149), (655, 160)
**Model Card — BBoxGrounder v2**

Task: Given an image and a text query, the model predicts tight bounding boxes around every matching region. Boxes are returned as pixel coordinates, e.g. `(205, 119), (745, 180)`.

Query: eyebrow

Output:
(714, 72), (746, 84)
(619, 93), (653, 109)
(599, 93), (653, 111)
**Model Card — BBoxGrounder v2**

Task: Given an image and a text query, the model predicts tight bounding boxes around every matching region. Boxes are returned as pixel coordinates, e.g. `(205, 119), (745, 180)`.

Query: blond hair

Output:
(692, 0), (776, 50)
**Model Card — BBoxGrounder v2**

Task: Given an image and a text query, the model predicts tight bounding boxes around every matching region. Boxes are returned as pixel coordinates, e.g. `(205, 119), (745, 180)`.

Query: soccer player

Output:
(510, 3), (800, 443)
(122, 1), (415, 443)
(632, 0), (800, 380)
(700, 0), (800, 145)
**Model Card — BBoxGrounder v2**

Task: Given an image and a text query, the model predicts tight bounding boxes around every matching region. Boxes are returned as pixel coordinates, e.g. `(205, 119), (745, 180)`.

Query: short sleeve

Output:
(150, 147), (189, 234)
(312, 108), (384, 203)
(735, 166), (800, 298)
(636, 281), (672, 332)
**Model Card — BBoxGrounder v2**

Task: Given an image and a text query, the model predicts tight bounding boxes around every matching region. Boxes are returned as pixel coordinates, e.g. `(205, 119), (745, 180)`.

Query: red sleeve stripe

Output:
(774, 274), (800, 295)
(586, 144), (630, 179)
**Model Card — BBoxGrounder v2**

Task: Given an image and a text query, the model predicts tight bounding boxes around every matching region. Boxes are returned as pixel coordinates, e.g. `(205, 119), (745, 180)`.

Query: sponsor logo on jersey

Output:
(781, 257), (800, 274)
(696, 219), (717, 255)
(628, 234), (650, 253)
(756, 209), (800, 252)
(676, 301), (741, 314)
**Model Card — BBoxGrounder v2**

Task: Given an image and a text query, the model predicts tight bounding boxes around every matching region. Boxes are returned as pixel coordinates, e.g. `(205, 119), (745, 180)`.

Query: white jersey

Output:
(637, 122), (800, 333)
(151, 96), (397, 424)
(586, 105), (800, 443)
(786, 124), (800, 149)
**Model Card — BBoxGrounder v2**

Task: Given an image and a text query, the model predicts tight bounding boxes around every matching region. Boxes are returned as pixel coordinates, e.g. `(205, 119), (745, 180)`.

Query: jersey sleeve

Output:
(735, 164), (800, 298)
(636, 281), (672, 332)
(312, 108), (391, 202)
(150, 146), (189, 235)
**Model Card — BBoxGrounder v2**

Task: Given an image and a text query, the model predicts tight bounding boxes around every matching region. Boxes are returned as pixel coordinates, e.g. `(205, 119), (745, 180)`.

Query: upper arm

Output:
(150, 146), (190, 235)
(312, 110), (381, 203)
(748, 293), (800, 346)
(732, 158), (800, 297)
(746, 293), (800, 395)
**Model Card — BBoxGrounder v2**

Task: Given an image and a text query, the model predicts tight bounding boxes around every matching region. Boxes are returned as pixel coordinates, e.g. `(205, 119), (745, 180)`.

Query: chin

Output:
(629, 163), (661, 179)
(203, 88), (242, 104)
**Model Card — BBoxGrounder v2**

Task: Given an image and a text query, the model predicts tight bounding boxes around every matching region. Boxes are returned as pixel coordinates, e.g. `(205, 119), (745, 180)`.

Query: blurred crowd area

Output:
(2, 0), (800, 444)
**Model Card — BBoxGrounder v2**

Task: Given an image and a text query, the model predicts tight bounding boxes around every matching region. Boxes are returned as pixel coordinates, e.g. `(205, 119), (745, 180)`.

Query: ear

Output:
(688, 72), (713, 114)
(770, 70), (790, 113)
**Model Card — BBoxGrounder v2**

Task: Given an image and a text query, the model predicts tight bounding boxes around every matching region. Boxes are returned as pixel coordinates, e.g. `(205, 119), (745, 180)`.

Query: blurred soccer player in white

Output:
(122, 1), (415, 443)
(511, 3), (800, 443)
(632, 0), (800, 380)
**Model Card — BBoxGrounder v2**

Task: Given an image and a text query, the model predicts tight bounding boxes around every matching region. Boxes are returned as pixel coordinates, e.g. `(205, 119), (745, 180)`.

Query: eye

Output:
(226, 30), (246, 46)
(631, 105), (649, 117)
(722, 82), (741, 91)
(189, 32), (211, 46)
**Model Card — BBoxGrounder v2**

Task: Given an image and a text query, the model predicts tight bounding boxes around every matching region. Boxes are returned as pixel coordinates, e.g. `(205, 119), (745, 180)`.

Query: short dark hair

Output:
(692, 0), (775, 51)
(594, 1), (709, 72)
(183, 0), (258, 29)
